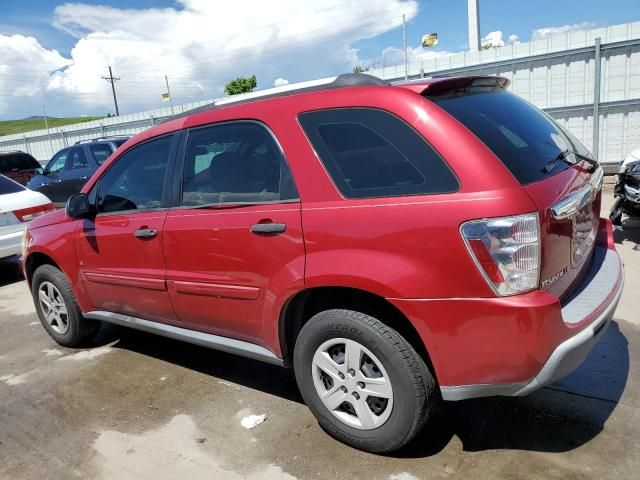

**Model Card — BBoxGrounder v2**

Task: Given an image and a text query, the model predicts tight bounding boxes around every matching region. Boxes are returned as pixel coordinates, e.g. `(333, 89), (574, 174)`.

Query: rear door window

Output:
(180, 122), (298, 206)
(429, 89), (591, 184)
(298, 108), (458, 198)
(89, 144), (114, 164)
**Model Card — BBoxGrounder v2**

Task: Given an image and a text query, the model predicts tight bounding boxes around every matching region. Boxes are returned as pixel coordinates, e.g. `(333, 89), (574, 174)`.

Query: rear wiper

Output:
(542, 149), (599, 174)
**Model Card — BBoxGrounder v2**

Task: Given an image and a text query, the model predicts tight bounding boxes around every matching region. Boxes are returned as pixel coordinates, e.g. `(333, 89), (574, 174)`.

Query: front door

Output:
(163, 121), (304, 346)
(38, 149), (68, 204)
(58, 147), (92, 203)
(75, 134), (180, 324)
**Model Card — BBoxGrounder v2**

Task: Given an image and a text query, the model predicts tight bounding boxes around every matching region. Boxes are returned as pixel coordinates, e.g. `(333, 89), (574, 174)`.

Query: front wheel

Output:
(31, 264), (100, 347)
(293, 309), (436, 452)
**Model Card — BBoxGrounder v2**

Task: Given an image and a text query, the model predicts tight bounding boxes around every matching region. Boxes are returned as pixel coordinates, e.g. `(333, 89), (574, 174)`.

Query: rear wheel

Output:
(31, 265), (100, 347)
(293, 309), (436, 452)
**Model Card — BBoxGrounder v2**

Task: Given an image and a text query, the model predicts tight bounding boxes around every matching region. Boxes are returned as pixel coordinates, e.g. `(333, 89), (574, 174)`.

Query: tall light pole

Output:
(42, 105), (54, 157)
(402, 14), (408, 81)
(468, 0), (481, 52)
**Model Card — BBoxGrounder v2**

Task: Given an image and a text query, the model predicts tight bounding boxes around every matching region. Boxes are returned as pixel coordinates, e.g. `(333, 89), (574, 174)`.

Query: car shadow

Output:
(0, 255), (24, 287)
(91, 319), (629, 457)
(393, 320), (629, 458)
(614, 217), (640, 245)
(92, 323), (304, 404)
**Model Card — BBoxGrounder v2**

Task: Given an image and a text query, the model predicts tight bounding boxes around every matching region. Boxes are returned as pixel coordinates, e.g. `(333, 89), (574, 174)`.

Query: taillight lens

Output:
(460, 213), (540, 296)
(14, 203), (54, 222)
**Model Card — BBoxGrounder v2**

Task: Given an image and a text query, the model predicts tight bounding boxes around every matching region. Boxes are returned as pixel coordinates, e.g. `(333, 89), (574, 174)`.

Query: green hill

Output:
(0, 116), (105, 137)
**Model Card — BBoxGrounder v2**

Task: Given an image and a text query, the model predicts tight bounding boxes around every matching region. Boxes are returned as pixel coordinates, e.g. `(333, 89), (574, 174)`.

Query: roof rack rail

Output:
(74, 135), (129, 145)
(169, 73), (389, 121)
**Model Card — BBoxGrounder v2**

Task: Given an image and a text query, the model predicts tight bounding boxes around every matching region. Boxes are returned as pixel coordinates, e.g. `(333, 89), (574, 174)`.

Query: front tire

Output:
(293, 309), (436, 452)
(31, 264), (99, 347)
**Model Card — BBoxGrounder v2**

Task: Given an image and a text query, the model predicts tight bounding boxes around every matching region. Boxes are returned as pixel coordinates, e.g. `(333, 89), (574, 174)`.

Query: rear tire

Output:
(293, 309), (436, 452)
(31, 265), (100, 347)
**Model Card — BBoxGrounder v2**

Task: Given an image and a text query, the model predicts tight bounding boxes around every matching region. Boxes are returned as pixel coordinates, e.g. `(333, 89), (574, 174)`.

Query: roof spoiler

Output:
(397, 76), (510, 96)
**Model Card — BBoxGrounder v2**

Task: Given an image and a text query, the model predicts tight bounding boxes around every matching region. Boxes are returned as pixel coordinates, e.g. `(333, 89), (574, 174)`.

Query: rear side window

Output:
(430, 89), (591, 184)
(89, 144), (114, 164)
(0, 153), (40, 173)
(299, 108), (458, 198)
(0, 175), (25, 194)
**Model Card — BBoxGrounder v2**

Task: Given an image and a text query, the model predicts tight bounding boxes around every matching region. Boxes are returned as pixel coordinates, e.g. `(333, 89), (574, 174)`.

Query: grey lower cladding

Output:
(440, 247), (624, 401)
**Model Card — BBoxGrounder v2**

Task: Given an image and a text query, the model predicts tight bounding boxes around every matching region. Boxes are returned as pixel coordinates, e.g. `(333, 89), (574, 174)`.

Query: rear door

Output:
(430, 86), (600, 300)
(163, 121), (304, 345)
(75, 134), (180, 324)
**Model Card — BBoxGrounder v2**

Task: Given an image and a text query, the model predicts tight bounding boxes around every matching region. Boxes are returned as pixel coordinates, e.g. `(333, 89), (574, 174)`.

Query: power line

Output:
(101, 65), (120, 116)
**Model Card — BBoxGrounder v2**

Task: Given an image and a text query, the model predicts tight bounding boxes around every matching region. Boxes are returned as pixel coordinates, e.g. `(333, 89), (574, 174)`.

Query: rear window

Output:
(0, 175), (25, 194)
(299, 108), (458, 198)
(430, 89), (590, 184)
(0, 153), (40, 173)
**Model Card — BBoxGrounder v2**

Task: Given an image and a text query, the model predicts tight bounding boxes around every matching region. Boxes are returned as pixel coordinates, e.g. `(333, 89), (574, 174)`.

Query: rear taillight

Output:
(460, 213), (540, 296)
(14, 203), (54, 222)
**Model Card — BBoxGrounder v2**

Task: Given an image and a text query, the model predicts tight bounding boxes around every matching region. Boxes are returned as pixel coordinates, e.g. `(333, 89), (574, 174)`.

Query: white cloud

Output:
(532, 22), (596, 40)
(0, 0), (419, 119)
(481, 30), (519, 48)
(273, 77), (289, 87)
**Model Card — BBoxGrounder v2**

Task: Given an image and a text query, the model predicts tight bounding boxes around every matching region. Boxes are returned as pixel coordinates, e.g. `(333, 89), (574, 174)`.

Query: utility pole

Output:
(165, 75), (175, 115)
(468, 0), (481, 52)
(402, 14), (408, 81)
(42, 105), (54, 157)
(101, 66), (120, 116)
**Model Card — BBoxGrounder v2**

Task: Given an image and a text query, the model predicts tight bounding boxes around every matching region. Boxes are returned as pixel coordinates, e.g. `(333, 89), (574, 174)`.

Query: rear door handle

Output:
(134, 228), (157, 239)
(250, 223), (286, 235)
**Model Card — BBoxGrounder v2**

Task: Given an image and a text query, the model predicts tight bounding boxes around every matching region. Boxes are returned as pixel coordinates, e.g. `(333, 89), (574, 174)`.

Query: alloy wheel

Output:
(38, 281), (70, 335)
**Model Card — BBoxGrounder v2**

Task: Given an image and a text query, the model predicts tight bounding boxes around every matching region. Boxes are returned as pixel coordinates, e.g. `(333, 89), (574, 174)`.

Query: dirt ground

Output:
(1, 192), (639, 480)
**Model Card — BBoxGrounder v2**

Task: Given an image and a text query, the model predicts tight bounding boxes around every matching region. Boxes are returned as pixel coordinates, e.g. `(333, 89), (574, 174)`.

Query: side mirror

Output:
(35, 167), (44, 175)
(65, 193), (94, 219)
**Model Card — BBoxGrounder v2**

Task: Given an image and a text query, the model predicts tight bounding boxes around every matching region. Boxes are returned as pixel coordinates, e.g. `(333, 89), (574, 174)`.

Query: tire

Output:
(293, 309), (436, 453)
(31, 264), (100, 347)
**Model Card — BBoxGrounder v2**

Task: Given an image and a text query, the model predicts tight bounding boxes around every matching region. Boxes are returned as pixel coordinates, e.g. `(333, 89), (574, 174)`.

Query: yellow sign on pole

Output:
(421, 33), (439, 47)
(161, 92), (170, 101)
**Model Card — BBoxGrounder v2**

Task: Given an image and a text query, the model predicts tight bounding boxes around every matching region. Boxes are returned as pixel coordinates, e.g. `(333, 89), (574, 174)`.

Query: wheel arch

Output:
(278, 286), (438, 383)
(24, 251), (62, 287)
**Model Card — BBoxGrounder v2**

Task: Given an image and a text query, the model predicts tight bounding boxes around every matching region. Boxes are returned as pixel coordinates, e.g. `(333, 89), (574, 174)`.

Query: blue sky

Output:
(4, 0), (639, 58)
(0, 0), (639, 119)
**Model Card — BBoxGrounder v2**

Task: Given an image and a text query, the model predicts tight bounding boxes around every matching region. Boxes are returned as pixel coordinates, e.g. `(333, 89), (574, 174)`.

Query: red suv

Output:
(22, 74), (624, 452)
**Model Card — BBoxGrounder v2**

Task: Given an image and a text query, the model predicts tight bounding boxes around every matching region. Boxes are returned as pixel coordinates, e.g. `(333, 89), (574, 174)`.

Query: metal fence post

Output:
(593, 37), (602, 159)
(23, 135), (30, 154)
(100, 123), (106, 137)
(149, 115), (156, 126)
(60, 130), (68, 147)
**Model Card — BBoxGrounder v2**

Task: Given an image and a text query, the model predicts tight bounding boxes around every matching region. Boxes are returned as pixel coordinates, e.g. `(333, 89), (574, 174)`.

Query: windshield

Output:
(430, 89), (591, 184)
(0, 174), (25, 194)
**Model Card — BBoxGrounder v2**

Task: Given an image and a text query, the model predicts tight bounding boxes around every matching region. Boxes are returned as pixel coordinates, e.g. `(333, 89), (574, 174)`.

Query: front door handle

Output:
(134, 228), (157, 239)
(250, 223), (286, 235)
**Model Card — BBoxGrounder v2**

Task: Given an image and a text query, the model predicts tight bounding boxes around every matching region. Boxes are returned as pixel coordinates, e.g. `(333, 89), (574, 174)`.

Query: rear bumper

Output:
(0, 227), (24, 260)
(389, 224), (624, 401)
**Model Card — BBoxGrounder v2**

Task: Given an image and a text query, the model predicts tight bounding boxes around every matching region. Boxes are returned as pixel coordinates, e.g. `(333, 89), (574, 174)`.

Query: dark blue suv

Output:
(28, 136), (128, 206)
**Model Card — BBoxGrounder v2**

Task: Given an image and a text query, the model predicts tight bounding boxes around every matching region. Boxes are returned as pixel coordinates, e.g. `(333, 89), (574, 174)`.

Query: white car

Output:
(0, 174), (53, 260)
